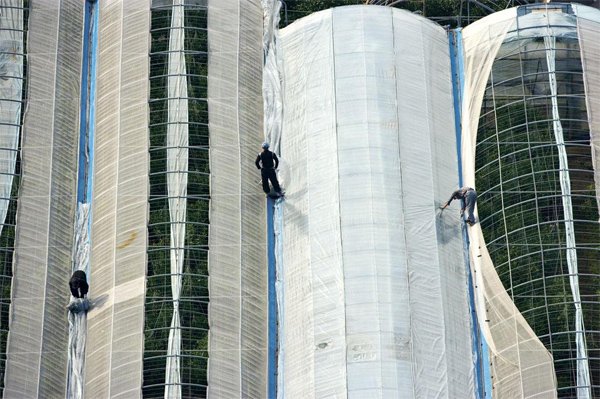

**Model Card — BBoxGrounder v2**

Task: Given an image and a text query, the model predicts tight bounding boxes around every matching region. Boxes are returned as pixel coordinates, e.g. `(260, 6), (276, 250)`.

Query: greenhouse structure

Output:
(0, 0), (597, 398)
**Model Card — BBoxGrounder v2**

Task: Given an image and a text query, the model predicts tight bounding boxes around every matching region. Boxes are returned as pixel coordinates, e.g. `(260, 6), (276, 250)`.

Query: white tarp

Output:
(461, 7), (557, 398)
(85, 1), (150, 396)
(279, 6), (474, 398)
(66, 203), (91, 399)
(262, 0), (283, 154)
(207, 0), (268, 397)
(4, 1), (82, 397)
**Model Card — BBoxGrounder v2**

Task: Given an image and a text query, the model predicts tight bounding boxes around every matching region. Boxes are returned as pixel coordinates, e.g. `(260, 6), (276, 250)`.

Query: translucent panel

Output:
(85, 1), (150, 397)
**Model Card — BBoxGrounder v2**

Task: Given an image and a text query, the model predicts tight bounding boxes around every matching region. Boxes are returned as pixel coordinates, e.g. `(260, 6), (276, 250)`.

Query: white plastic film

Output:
(85, 1), (149, 397)
(4, 1), (82, 397)
(0, 0), (22, 239)
(279, 6), (474, 398)
(207, 0), (268, 397)
(461, 8), (557, 398)
(262, 0), (283, 153)
(165, 0), (188, 396)
(67, 203), (91, 399)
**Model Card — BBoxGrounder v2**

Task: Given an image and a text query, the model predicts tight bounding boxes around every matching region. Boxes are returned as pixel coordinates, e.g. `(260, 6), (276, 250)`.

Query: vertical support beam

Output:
(267, 197), (277, 399)
(448, 28), (491, 399)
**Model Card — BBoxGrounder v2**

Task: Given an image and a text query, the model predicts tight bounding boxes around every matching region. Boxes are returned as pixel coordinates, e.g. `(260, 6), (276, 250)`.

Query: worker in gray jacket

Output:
(441, 187), (477, 226)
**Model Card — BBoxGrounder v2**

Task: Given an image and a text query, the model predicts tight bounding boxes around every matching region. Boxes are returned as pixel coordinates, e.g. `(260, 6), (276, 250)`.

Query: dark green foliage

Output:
(144, 4), (209, 398)
(475, 34), (600, 395)
(280, 0), (518, 28)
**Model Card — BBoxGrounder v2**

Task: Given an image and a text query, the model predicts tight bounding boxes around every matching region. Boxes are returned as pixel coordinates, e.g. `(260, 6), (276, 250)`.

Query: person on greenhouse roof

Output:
(440, 186), (477, 226)
(255, 142), (283, 196)
(69, 270), (89, 299)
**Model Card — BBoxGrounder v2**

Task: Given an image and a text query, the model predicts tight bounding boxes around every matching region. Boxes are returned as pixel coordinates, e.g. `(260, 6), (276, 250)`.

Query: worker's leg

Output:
(465, 191), (477, 225)
(267, 169), (282, 193)
(260, 169), (270, 194)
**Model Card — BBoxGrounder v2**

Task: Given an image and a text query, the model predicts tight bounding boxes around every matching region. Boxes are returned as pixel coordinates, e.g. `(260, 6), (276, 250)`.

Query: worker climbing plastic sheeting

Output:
(67, 203), (91, 399)
(461, 7), (557, 398)
(279, 6), (474, 397)
(0, 0), (23, 239)
(164, 0), (188, 396)
(576, 6), (600, 220)
(207, 0), (268, 397)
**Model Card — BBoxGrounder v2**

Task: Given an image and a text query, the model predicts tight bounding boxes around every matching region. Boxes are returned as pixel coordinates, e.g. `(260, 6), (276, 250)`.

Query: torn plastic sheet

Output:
(461, 8), (557, 398)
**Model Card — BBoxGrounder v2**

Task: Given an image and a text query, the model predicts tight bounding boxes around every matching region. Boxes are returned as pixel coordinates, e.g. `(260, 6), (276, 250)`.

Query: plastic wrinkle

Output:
(67, 203), (91, 399)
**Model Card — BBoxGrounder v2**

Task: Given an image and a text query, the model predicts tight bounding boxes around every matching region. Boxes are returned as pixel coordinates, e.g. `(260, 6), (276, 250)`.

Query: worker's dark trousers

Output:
(261, 168), (281, 194)
(464, 190), (477, 224)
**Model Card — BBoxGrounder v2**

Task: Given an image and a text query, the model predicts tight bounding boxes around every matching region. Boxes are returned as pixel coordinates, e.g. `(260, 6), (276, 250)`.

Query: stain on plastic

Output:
(117, 230), (138, 249)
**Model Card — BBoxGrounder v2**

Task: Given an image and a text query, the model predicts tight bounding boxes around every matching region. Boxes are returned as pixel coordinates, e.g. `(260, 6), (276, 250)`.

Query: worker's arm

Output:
(255, 154), (261, 169)
(440, 190), (459, 209)
(273, 153), (279, 169)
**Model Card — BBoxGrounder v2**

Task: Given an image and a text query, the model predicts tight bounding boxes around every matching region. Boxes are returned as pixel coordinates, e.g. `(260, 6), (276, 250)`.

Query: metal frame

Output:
(143, 3), (209, 398)
(475, 16), (600, 396)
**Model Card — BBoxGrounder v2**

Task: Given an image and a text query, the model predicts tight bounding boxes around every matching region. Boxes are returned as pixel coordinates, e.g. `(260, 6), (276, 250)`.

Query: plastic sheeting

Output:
(278, 6), (474, 398)
(207, 0), (268, 397)
(262, 0), (283, 153)
(0, 0), (23, 240)
(67, 203), (91, 399)
(164, 0), (188, 396)
(4, 2), (83, 397)
(84, 1), (149, 397)
(461, 8), (558, 398)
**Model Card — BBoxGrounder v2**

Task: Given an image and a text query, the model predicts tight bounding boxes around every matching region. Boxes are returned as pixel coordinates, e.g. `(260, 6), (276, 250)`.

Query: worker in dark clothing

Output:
(441, 186), (477, 226)
(255, 142), (282, 195)
(69, 270), (89, 299)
